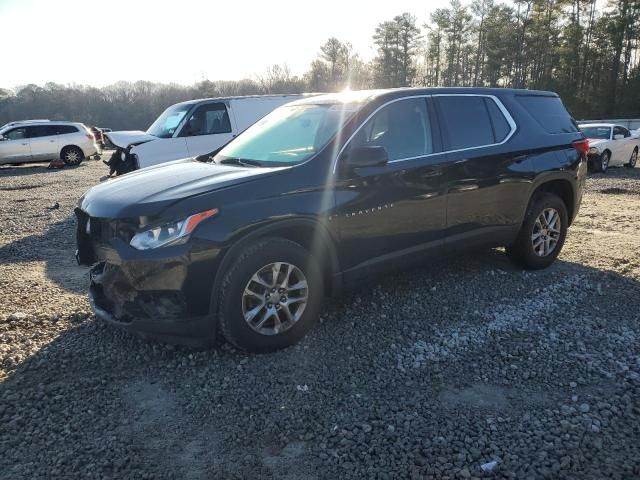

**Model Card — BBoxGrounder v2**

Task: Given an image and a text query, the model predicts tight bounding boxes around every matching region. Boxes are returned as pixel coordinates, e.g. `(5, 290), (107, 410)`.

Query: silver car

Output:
(0, 121), (98, 166)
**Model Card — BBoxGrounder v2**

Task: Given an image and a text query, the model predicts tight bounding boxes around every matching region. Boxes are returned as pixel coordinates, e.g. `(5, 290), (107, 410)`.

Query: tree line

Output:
(1, 0), (638, 131)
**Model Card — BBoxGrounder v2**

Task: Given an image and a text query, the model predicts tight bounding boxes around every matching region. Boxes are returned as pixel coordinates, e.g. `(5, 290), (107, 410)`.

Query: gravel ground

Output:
(1, 158), (639, 479)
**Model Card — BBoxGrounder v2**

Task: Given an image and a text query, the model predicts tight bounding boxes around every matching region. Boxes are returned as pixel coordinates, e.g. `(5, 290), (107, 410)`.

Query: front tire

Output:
(626, 148), (638, 168)
(217, 238), (324, 352)
(595, 151), (610, 173)
(61, 146), (84, 166)
(506, 192), (568, 270)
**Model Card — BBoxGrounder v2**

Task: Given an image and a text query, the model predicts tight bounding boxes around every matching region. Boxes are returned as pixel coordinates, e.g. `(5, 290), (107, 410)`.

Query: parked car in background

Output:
(578, 123), (639, 172)
(103, 94), (310, 175)
(76, 87), (587, 352)
(0, 121), (98, 166)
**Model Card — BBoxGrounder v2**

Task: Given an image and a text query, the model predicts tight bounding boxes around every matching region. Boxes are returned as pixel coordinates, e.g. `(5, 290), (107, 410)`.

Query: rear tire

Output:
(506, 192), (568, 270)
(626, 148), (638, 168)
(61, 146), (84, 166)
(217, 238), (324, 352)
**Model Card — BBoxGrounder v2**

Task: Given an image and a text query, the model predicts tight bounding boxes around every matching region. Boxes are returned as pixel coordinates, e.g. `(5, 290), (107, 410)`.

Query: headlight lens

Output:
(588, 147), (600, 154)
(129, 208), (218, 250)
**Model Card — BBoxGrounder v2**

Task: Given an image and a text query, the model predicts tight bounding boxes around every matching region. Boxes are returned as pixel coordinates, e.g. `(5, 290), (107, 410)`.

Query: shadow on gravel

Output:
(0, 214), (87, 294)
(588, 166), (640, 180)
(0, 162), (91, 178)
(2, 248), (640, 478)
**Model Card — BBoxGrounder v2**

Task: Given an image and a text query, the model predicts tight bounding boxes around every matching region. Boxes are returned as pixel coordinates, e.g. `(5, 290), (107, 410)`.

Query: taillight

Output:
(572, 138), (589, 156)
(86, 133), (94, 141)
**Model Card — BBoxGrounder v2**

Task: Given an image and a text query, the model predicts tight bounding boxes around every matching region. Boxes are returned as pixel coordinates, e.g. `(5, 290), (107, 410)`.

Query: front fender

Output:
(203, 217), (342, 304)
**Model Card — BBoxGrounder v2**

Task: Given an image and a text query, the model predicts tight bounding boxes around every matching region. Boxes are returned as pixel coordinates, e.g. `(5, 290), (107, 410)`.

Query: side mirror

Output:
(344, 146), (389, 169)
(614, 134), (624, 140)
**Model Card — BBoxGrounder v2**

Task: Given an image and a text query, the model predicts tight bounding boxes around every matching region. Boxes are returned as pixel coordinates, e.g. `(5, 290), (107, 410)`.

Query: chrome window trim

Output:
(332, 93), (517, 174)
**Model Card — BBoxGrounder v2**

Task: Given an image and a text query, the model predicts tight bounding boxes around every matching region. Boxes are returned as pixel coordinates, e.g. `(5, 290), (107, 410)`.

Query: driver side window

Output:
(180, 103), (231, 137)
(349, 98), (432, 161)
(4, 128), (27, 140)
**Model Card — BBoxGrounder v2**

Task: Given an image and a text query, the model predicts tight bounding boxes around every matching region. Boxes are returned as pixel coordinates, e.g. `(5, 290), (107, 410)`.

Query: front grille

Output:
(90, 218), (137, 244)
(115, 219), (138, 243)
(77, 209), (139, 248)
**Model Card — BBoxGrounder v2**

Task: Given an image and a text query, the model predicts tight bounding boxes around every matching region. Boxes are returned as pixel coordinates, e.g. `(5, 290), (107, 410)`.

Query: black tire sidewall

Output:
(600, 152), (609, 172)
(509, 192), (568, 270)
(217, 238), (324, 352)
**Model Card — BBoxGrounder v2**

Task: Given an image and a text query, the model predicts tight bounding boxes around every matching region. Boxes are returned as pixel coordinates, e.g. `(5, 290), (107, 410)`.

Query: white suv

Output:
(0, 120), (98, 166)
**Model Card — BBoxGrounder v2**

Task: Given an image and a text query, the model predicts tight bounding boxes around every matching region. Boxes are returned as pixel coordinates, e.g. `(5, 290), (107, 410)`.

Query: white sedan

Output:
(578, 123), (639, 173)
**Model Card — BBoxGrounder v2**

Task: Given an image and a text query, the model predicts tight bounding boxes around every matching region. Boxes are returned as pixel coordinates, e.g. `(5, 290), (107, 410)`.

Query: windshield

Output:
(147, 103), (192, 138)
(580, 126), (611, 140)
(214, 103), (358, 166)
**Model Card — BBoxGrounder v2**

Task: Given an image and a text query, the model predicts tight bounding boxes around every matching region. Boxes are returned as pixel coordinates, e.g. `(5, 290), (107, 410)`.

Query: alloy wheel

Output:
(630, 150), (638, 168)
(601, 152), (609, 172)
(65, 150), (80, 165)
(242, 262), (309, 336)
(531, 208), (562, 257)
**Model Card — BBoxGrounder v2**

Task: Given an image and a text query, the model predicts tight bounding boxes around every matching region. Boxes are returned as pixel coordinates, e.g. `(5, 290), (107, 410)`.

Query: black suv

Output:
(76, 88), (588, 351)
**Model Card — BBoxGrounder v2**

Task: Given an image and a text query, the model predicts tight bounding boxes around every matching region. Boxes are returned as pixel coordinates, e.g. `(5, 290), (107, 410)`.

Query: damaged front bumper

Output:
(77, 210), (220, 347)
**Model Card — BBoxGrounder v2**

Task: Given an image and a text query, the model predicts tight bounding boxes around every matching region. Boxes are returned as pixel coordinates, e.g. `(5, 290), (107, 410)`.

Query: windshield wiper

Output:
(217, 157), (263, 167)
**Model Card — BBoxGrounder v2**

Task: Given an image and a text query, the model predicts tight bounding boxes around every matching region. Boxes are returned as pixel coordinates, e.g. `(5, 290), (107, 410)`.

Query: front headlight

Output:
(129, 208), (218, 250)
(588, 147), (600, 154)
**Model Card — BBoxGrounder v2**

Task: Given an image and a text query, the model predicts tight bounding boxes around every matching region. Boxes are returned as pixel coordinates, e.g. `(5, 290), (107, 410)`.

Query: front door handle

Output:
(21, 142), (28, 146)
(421, 168), (443, 178)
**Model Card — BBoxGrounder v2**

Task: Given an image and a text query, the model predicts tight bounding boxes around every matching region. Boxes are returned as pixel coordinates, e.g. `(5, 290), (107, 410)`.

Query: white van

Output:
(104, 95), (308, 175)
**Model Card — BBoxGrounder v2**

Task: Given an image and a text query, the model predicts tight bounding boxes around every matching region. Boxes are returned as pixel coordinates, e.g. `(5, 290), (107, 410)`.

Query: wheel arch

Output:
(59, 144), (85, 159)
(212, 219), (341, 304)
(530, 176), (576, 225)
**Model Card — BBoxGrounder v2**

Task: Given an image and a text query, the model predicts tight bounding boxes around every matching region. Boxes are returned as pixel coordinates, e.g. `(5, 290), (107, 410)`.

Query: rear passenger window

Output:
(349, 98), (432, 161)
(515, 95), (578, 134)
(55, 125), (78, 134)
(484, 98), (511, 142)
(437, 96), (496, 149)
(27, 125), (57, 138)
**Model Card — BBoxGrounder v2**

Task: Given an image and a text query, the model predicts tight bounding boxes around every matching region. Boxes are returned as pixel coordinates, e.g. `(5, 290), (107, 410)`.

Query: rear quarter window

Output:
(484, 98), (511, 142)
(55, 125), (79, 134)
(516, 95), (578, 134)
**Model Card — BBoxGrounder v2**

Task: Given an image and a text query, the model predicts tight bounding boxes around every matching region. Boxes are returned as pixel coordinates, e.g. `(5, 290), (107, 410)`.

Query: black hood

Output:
(80, 158), (285, 218)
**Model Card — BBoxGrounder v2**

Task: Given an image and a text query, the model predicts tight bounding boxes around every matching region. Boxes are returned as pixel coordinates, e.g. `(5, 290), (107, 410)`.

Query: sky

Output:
(0, 0), (443, 89)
